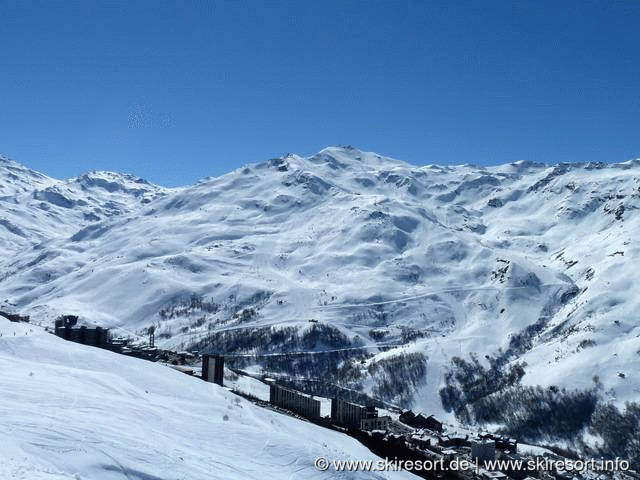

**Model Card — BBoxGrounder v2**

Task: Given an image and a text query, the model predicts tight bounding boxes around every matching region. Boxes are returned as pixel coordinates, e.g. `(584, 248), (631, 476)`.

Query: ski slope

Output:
(0, 318), (417, 479)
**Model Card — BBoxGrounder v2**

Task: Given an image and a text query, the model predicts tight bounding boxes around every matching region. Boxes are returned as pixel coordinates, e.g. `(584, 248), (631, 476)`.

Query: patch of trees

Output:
(159, 294), (220, 319)
(400, 327), (427, 343)
(437, 322), (640, 472)
(369, 353), (427, 407)
(348, 304), (388, 328)
(259, 349), (367, 387)
(577, 339), (596, 350)
(369, 329), (389, 341)
(505, 319), (548, 357)
(472, 385), (597, 441)
(589, 402), (640, 470)
(192, 323), (366, 386)
(158, 291), (271, 321)
(439, 354), (526, 418)
(438, 354), (640, 466)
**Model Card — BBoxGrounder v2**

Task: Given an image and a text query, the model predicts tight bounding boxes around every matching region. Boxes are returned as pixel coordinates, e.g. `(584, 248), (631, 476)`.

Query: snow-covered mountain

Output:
(0, 155), (166, 257)
(1, 148), (639, 429)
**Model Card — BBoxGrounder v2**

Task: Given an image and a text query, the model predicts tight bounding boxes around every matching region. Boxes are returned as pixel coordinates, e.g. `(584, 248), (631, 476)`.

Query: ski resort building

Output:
(330, 398), (378, 429)
(399, 410), (443, 433)
(201, 354), (224, 386)
(360, 415), (391, 431)
(54, 316), (110, 348)
(269, 384), (321, 419)
(471, 439), (496, 462)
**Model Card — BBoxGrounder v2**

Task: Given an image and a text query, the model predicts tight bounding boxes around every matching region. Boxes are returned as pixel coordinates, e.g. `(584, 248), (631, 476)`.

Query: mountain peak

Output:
(70, 170), (161, 195)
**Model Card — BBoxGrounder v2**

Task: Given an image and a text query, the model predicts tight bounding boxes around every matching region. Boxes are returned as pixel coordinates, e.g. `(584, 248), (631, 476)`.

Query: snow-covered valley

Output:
(2, 147), (640, 470)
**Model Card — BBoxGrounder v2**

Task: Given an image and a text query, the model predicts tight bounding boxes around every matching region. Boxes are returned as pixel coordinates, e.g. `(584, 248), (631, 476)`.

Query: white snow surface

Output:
(0, 319), (417, 479)
(1, 148), (640, 415)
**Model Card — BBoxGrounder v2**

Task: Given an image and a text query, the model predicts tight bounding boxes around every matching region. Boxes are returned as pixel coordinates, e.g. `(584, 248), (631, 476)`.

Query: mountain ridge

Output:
(1, 147), (639, 426)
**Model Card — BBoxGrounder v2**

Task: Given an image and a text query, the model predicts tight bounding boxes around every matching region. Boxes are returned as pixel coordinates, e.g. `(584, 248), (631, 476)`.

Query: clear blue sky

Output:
(1, 0), (638, 186)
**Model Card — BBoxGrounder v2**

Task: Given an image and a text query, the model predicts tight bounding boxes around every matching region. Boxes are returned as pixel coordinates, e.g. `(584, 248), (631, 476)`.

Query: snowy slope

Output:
(0, 155), (168, 257)
(0, 318), (418, 479)
(1, 148), (640, 418)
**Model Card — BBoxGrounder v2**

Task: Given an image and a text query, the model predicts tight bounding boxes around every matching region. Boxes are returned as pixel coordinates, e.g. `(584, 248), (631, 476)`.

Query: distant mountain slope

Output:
(0, 155), (168, 256)
(1, 148), (639, 425)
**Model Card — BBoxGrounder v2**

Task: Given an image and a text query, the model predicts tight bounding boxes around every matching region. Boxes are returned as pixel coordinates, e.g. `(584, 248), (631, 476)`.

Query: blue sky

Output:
(1, 0), (638, 186)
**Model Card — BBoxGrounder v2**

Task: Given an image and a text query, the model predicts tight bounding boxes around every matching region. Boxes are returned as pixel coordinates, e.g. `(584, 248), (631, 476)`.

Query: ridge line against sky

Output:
(1, 0), (638, 187)
(4, 147), (640, 190)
